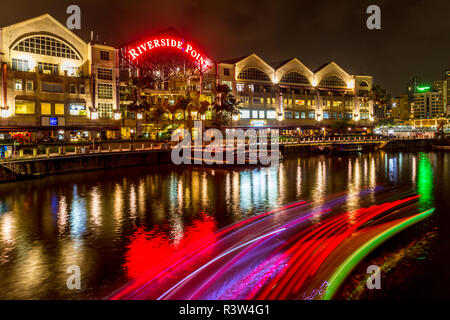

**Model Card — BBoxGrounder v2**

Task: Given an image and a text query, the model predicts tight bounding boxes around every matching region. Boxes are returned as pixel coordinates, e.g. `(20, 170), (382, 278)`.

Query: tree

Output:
(149, 103), (167, 141)
(212, 84), (241, 128)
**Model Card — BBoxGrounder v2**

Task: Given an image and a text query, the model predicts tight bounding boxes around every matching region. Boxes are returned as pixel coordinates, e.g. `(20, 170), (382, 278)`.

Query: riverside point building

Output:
(216, 54), (374, 132)
(0, 14), (121, 141)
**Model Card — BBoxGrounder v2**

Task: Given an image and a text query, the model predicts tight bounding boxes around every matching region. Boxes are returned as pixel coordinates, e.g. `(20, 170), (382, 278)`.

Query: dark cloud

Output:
(1, 0), (450, 95)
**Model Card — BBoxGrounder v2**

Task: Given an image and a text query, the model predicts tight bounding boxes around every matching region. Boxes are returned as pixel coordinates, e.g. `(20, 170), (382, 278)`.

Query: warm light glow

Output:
(91, 111), (98, 120)
(232, 114), (239, 121)
(1, 108), (10, 118)
(347, 79), (355, 89)
(137, 113), (143, 120)
(114, 112), (121, 120)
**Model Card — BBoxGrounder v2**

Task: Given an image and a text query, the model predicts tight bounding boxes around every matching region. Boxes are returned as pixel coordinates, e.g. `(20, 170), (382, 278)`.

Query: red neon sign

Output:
(128, 37), (212, 70)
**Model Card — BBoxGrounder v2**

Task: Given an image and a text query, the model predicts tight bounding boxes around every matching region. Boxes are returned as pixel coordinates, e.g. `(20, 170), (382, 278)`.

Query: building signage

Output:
(50, 117), (58, 126)
(128, 37), (211, 70)
(250, 119), (267, 127)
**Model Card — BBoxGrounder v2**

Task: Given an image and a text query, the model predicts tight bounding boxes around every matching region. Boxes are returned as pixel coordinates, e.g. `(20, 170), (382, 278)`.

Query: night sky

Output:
(2, 0), (450, 95)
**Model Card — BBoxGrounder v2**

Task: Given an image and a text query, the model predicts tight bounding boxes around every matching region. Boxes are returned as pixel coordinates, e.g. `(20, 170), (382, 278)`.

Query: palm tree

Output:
(165, 101), (179, 132)
(212, 84), (241, 129)
(150, 103), (167, 141)
(174, 95), (192, 129)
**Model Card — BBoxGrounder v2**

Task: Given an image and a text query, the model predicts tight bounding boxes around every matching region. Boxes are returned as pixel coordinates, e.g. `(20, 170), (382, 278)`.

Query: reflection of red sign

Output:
(128, 37), (211, 70)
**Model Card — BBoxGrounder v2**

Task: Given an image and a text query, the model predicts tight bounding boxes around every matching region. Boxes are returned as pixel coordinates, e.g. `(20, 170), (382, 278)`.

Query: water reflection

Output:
(0, 151), (444, 299)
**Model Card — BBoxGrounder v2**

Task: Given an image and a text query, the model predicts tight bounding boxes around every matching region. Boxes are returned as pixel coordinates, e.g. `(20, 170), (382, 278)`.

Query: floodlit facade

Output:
(217, 54), (374, 130)
(0, 14), (120, 141)
(413, 90), (443, 119)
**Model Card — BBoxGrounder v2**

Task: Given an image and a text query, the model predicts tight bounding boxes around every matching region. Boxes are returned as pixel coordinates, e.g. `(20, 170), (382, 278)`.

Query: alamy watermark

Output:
(171, 121), (280, 166)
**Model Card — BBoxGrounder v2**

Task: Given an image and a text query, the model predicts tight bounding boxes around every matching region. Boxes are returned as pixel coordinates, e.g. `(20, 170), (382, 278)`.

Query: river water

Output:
(0, 150), (448, 299)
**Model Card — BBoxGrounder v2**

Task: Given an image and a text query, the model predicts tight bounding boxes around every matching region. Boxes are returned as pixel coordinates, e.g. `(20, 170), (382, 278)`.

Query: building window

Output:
(12, 58), (29, 71)
(295, 112), (300, 119)
(70, 84), (77, 94)
(295, 100), (305, 105)
(345, 112), (353, 120)
(42, 82), (64, 93)
(248, 84), (254, 92)
(41, 103), (51, 115)
(100, 51), (110, 61)
(280, 72), (310, 85)
(15, 79), (23, 90)
(55, 104), (65, 115)
(236, 83), (245, 92)
(38, 62), (59, 75)
(319, 75), (347, 87)
(267, 110), (277, 119)
(308, 111), (315, 119)
(252, 110), (259, 119)
(98, 103), (113, 118)
(360, 112), (369, 120)
(98, 83), (113, 99)
(15, 100), (35, 114)
(26, 81), (34, 91)
(98, 68), (113, 80)
(240, 109), (250, 119)
(301, 112), (306, 119)
(237, 68), (270, 81)
(223, 68), (230, 76)
(285, 111), (293, 119)
(79, 85), (85, 94)
(259, 110), (265, 118)
(12, 36), (80, 60)
(69, 104), (87, 116)
(323, 111), (330, 119)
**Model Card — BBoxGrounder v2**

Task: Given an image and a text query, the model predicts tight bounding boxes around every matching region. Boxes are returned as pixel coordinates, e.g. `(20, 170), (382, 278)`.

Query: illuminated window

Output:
(98, 103), (113, 118)
(15, 100), (35, 114)
(38, 62), (58, 75)
(308, 111), (315, 119)
(100, 51), (110, 61)
(237, 68), (270, 81)
(323, 111), (330, 119)
(360, 112), (369, 119)
(301, 112), (306, 119)
(240, 109), (250, 119)
(285, 111), (293, 119)
(27, 81), (34, 91)
(12, 36), (80, 60)
(41, 103), (51, 115)
(15, 79), (23, 90)
(55, 104), (65, 115)
(280, 72), (310, 85)
(252, 110), (258, 118)
(236, 83), (244, 92)
(319, 75), (347, 87)
(98, 68), (113, 80)
(248, 84), (254, 92)
(295, 100), (305, 105)
(267, 110), (277, 119)
(259, 110), (265, 118)
(295, 112), (300, 119)
(98, 83), (113, 99)
(12, 58), (29, 71)
(345, 112), (353, 119)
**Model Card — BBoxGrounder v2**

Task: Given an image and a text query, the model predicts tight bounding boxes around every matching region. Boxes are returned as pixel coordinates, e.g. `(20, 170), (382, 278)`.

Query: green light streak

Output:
(322, 208), (435, 300)
(417, 153), (434, 211)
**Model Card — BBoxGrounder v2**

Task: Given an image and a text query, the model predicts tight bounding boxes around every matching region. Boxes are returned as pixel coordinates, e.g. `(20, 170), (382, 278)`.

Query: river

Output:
(0, 150), (448, 299)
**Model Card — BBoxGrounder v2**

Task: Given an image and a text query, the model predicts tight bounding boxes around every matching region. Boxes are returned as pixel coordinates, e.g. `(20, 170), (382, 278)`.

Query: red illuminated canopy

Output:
(121, 28), (213, 71)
